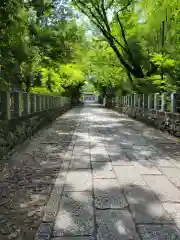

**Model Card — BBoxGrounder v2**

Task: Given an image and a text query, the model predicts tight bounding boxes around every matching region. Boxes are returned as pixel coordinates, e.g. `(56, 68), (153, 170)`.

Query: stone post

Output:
(131, 94), (134, 107)
(31, 94), (36, 113)
(103, 98), (106, 107)
(171, 92), (177, 113)
(126, 96), (128, 106)
(47, 96), (50, 109)
(23, 92), (30, 115)
(134, 94), (137, 107)
(125, 96), (127, 105)
(57, 97), (60, 107)
(50, 96), (53, 108)
(41, 95), (45, 110)
(54, 97), (56, 108)
(52, 96), (54, 108)
(128, 95), (131, 106)
(54, 96), (56, 107)
(51, 96), (54, 108)
(56, 97), (58, 107)
(115, 96), (118, 107)
(154, 93), (160, 110)
(138, 95), (141, 108)
(143, 94), (148, 108)
(45, 96), (48, 109)
(161, 93), (166, 111)
(148, 94), (152, 109)
(49, 96), (52, 109)
(14, 92), (22, 117)
(119, 96), (121, 106)
(43, 95), (46, 110)
(142, 94), (145, 108)
(36, 95), (41, 111)
(1, 91), (11, 120)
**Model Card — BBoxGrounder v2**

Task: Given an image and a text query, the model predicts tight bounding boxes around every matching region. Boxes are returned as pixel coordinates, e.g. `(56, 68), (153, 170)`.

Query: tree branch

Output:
(116, 13), (144, 77)
(105, 0), (115, 10)
(73, 0), (106, 31)
(116, 13), (129, 49)
(100, 0), (111, 32)
(73, 0), (127, 52)
(117, 0), (134, 13)
(72, 0), (144, 78)
(93, 3), (106, 25)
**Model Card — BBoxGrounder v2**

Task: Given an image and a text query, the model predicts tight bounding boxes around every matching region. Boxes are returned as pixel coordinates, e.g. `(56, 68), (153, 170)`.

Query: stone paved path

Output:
(2, 102), (180, 239)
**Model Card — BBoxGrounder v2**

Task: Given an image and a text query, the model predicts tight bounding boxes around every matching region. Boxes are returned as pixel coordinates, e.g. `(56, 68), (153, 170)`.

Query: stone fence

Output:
(0, 91), (71, 157)
(104, 92), (180, 137)
(0, 91), (70, 120)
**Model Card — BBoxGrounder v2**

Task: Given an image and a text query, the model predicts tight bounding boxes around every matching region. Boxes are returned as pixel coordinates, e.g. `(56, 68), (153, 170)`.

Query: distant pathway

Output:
(1, 101), (180, 239)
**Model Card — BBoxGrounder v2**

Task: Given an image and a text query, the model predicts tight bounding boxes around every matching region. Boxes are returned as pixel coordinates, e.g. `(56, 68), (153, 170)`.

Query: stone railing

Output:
(0, 91), (71, 157)
(0, 91), (70, 120)
(104, 92), (180, 137)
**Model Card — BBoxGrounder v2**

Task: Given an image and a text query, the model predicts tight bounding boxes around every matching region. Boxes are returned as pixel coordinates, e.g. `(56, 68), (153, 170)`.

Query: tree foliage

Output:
(1, 0), (180, 100)
(0, 0), (87, 99)
(71, 0), (180, 95)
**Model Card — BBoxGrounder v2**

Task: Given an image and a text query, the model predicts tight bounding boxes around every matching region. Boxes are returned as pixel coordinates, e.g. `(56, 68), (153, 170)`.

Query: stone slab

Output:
(125, 185), (171, 224)
(163, 203), (180, 229)
(119, 142), (134, 149)
(63, 151), (73, 161)
(72, 155), (90, 162)
(61, 160), (70, 172)
(89, 138), (103, 144)
(43, 188), (63, 222)
(90, 143), (105, 149)
(36, 223), (53, 240)
(74, 142), (89, 147)
(143, 175), (180, 202)
(69, 160), (90, 169)
(170, 159), (180, 169)
(150, 158), (174, 167)
(92, 162), (116, 178)
(114, 166), (146, 186)
(73, 148), (90, 156)
(70, 154), (90, 169)
(137, 225), (180, 240)
(125, 149), (146, 161)
(64, 170), (92, 191)
(51, 237), (93, 240)
(148, 155), (174, 167)
(54, 171), (67, 188)
(132, 161), (162, 175)
(94, 179), (127, 209)
(90, 154), (110, 162)
(96, 209), (139, 240)
(73, 141), (89, 148)
(109, 152), (132, 166)
(159, 167), (180, 188)
(53, 192), (94, 237)
(90, 147), (108, 155)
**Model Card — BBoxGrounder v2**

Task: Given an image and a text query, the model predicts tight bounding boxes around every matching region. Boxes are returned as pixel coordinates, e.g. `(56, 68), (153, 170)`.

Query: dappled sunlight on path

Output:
(1, 102), (180, 239)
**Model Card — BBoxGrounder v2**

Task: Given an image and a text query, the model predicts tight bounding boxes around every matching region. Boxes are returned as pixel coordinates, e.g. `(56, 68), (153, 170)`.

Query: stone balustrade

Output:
(103, 92), (180, 137)
(0, 91), (70, 120)
(0, 91), (71, 157)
